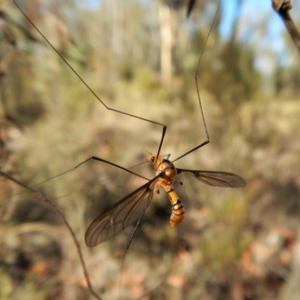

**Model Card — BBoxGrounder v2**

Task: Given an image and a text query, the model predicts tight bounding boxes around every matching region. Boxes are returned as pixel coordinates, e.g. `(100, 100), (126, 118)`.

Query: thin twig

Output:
(0, 170), (102, 300)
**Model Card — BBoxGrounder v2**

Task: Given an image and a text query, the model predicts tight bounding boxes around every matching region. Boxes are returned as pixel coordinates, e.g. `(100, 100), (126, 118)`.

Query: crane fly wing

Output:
(177, 169), (246, 188)
(85, 175), (160, 247)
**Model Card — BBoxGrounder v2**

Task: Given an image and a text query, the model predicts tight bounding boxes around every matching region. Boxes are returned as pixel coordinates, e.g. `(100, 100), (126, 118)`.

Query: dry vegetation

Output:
(1, 1), (300, 299)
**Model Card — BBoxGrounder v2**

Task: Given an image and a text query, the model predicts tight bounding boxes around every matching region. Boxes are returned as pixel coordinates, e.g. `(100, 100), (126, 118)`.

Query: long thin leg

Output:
(75, 156), (151, 181)
(12, 0), (167, 160)
(172, 0), (221, 163)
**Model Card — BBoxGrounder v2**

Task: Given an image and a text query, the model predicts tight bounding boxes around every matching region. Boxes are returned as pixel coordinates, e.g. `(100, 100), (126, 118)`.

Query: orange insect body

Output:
(147, 155), (185, 226)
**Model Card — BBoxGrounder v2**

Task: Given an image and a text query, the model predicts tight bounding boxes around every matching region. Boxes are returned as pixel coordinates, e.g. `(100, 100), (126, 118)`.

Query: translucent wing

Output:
(85, 175), (160, 247)
(177, 169), (246, 188)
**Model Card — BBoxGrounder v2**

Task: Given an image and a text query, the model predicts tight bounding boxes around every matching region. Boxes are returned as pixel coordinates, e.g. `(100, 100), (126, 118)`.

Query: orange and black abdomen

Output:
(166, 188), (185, 226)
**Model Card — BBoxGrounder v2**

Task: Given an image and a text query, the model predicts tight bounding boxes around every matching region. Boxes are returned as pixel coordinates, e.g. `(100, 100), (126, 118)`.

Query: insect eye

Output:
(151, 156), (155, 162)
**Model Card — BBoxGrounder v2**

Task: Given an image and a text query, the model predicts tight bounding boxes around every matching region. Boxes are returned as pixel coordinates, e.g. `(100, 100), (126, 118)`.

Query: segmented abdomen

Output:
(166, 188), (185, 226)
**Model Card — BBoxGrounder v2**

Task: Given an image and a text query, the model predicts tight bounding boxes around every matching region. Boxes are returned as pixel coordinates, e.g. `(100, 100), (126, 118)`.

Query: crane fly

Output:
(85, 154), (246, 247)
(13, 0), (245, 248)
(8, 1), (246, 299)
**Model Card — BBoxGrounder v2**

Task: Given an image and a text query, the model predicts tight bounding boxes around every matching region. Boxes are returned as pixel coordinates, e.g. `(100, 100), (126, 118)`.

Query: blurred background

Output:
(1, 0), (300, 299)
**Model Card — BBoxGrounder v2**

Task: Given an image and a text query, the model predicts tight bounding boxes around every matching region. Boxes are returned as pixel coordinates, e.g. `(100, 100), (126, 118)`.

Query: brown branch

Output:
(271, 0), (300, 52)
(187, 0), (196, 17)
